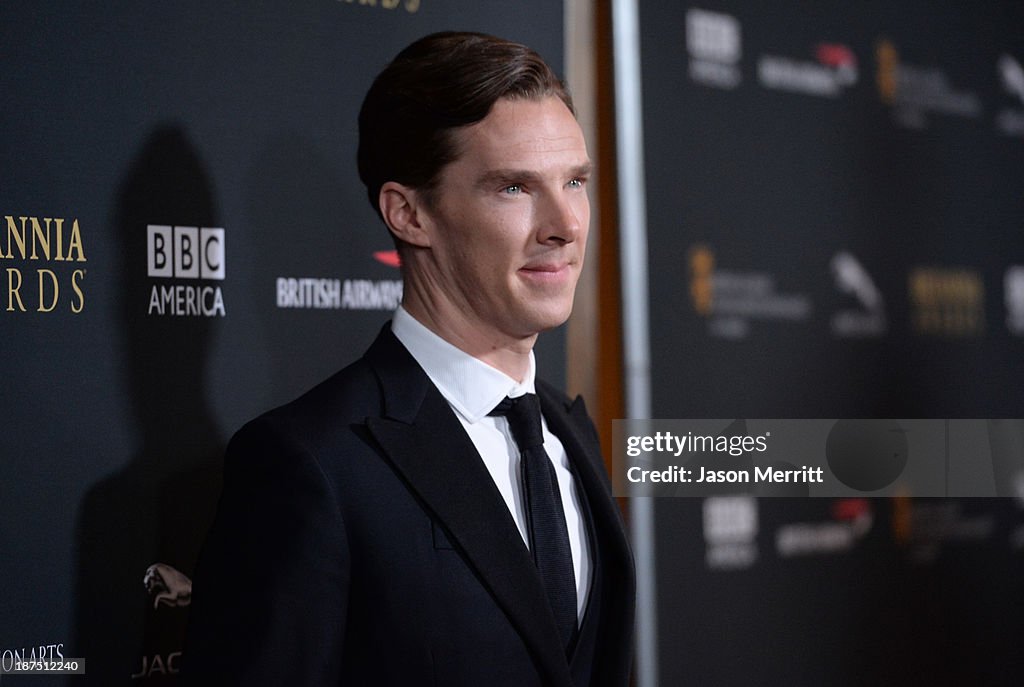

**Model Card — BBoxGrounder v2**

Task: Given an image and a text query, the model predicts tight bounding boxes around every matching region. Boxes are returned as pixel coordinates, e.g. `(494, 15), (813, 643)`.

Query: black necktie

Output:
(490, 393), (577, 651)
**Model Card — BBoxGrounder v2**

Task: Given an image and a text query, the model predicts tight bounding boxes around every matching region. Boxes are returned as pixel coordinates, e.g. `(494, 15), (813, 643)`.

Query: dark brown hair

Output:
(357, 31), (573, 218)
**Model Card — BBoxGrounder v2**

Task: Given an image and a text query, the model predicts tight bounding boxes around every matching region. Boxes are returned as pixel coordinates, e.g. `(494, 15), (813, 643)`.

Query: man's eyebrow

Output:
(475, 169), (541, 188)
(475, 163), (593, 188)
(568, 162), (593, 178)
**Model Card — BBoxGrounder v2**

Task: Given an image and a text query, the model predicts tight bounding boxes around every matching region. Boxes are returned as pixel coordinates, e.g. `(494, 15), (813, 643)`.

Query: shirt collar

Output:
(391, 305), (536, 424)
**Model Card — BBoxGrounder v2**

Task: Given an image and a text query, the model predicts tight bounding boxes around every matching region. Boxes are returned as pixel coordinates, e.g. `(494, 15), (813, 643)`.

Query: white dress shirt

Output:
(391, 306), (592, 621)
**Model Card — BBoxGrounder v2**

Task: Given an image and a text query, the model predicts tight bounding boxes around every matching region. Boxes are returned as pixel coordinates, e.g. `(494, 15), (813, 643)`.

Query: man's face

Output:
(417, 96), (591, 343)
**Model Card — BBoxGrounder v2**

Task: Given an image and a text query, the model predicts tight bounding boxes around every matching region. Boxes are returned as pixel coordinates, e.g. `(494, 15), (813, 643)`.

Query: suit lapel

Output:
(362, 328), (574, 685)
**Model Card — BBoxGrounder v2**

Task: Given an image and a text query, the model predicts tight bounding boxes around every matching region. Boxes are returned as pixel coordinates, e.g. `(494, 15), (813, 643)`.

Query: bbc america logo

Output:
(147, 225), (224, 280)
(146, 225), (226, 317)
(686, 8), (742, 90)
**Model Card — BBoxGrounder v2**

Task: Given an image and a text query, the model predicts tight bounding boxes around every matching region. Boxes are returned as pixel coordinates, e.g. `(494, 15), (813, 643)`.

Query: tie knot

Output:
(490, 393), (544, 450)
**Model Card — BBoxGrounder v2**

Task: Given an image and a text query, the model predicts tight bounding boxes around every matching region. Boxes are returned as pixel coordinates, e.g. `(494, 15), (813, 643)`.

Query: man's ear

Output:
(379, 182), (431, 248)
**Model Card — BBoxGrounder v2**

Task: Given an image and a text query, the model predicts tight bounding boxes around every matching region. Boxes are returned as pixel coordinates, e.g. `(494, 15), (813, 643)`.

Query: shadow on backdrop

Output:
(74, 126), (224, 685)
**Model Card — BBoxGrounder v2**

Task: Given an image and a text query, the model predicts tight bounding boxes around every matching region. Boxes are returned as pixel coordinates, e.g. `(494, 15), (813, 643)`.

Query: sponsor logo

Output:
(686, 8), (742, 90)
(758, 43), (857, 98)
(891, 497), (995, 564)
(1, 215), (87, 314)
(276, 277), (402, 310)
(131, 653), (181, 680)
(1010, 472), (1024, 551)
(876, 39), (982, 129)
(999, 53), (1024, 104)
(1006, 266), (1024, 335)
(144, 563), (192, 610)
(703, 496), (758, 571)
(277, 249), (402, 311)
(1011, 524), (1024, 551)
(338, 0), (421, 13)
(908, 267), (985, 337)
(830, 251), (886, 337)
(129, 564), (191, 680)
(688, 244), (812, 339)
(775, 498), (873, 558)
(996, 54), (1024, 137)
(373, 250), (401, 268)
(146, 225), (226, 317)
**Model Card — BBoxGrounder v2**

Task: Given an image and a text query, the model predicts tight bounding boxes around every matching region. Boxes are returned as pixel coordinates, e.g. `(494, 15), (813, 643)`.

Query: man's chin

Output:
(522, 301), (575, 335)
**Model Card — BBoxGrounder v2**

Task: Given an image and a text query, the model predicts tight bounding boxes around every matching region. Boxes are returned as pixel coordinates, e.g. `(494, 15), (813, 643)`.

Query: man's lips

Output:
(521, 262), (569, 273)
(518, 260), (575, 282)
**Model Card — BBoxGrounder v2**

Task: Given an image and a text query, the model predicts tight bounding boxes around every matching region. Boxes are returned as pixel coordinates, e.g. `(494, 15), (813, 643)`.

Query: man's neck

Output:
(400, 299), (536, 382)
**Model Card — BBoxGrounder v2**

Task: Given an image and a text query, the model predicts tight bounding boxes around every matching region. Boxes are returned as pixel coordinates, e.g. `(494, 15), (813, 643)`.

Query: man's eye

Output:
(503, 185), (522, 195)
(568, 177), (586, 189)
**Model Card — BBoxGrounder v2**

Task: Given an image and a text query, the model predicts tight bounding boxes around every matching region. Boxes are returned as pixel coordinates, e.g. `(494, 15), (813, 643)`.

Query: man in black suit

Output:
(182, 32), (634, 686)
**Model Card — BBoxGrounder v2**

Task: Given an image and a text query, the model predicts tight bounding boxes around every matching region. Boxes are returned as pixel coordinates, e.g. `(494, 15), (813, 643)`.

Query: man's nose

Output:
(537, 190), (586, 245)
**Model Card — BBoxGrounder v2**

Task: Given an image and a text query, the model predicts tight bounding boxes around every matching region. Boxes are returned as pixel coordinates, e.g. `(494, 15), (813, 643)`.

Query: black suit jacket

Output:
(183, 327), (635, 685)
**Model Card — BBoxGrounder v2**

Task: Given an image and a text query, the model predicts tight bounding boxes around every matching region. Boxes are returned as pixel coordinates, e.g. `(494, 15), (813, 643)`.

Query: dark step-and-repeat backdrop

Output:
(641, 3), (1024, 685)
(1, 3), (564, 684)
(4, 2), (1024, 686)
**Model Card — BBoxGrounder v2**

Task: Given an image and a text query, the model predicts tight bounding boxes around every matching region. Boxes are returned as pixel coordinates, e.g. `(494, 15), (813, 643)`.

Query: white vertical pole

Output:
(610, 1), (656, 685)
